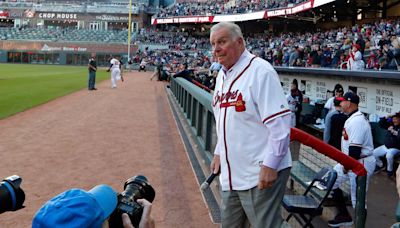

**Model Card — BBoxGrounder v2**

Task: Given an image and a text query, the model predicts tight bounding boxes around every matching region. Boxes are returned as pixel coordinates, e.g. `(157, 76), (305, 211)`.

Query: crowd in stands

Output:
(156, 0), (306, 18)
(133, 18), (400, 80)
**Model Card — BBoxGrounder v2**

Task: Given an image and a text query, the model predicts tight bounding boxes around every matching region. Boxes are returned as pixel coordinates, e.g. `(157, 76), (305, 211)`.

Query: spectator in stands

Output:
(288, 46), (299, 66)
(286, 79), (303, 127)
(366, 53), (380, 70)
(209, 22), (291, 228)
(323, 98), (348, 150)
(373, 112), (400, 177)
(324, 84), (344, 114)
(209, 57), (222, 75)
(309, 45), (322, 67)
(172, 63), (192, 82)
(328, 92), (376, 227)
(355, 33), (366, 55)
(347, 44), (365, 71)
(321, 46), (332, 67)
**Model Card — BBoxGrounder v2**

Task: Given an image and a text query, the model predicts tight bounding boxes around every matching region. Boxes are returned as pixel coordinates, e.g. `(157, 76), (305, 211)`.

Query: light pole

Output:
(127, 0), (132, 71)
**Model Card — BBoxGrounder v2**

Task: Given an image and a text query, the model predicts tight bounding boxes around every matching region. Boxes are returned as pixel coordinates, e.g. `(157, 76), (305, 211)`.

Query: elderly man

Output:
(209, 22), (292, 228)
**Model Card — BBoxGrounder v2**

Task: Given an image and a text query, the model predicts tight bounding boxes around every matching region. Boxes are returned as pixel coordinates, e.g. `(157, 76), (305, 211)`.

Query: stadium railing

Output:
(168, 76), (367, 227)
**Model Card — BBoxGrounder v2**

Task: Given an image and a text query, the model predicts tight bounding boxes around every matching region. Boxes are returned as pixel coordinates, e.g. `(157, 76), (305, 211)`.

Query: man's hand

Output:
(258, 165), (278, 189)
(121, 199), (155, 228)
(210, 155), (220, 174)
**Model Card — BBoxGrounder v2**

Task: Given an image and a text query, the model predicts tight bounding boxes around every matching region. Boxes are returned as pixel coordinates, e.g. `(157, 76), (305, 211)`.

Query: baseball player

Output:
(107, 56), (122, 88)
(286, 79), (303, 127)
(328, 92), (375, 227)
(209, 22), (292, 228)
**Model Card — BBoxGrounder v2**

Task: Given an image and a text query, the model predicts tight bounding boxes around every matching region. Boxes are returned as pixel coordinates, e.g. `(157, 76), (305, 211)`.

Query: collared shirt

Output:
(212, 49), (292, 191)
(341, 110), (374, 157)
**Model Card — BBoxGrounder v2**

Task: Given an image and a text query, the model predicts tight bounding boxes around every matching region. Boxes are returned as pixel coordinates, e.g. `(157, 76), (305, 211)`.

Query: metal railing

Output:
(170, 77), (216, 164)
(169, 76), (368, 227)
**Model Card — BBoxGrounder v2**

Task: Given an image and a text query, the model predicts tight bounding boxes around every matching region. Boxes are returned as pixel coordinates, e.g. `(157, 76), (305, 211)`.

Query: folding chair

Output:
(282, 167), (337, 228)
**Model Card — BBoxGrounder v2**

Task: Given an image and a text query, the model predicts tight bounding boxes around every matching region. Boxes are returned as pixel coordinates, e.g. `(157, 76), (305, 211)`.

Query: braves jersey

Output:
(341, 110), (374, 157)
(110, 58), (120, 70)
(212, 50), (292, 191)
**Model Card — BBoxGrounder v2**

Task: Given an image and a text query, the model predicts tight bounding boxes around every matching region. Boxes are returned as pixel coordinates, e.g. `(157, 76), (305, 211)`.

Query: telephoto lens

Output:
(0, 175), (25, 213)
(108, 175), (155, 228)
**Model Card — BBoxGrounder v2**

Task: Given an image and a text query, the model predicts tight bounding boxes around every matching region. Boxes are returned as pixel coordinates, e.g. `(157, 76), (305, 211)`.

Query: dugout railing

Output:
(168, 76), (367, 227)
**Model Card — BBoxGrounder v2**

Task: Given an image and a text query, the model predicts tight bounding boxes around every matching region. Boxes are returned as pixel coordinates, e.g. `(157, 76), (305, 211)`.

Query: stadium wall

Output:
(276, 67), (400, 117)
(0, 40), (138, 65)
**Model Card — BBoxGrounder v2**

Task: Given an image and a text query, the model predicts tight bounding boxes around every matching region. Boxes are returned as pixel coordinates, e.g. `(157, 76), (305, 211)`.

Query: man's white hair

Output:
(210, 22), (244, 42)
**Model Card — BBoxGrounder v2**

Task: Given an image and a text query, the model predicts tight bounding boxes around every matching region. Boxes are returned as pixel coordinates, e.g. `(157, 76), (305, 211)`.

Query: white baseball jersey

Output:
(341, 110), (374, 156)
(335, 110), (375, 207)
(212, 50), (292, 191)
(110, 58), (120, 70)
(324, 96), (335, 113)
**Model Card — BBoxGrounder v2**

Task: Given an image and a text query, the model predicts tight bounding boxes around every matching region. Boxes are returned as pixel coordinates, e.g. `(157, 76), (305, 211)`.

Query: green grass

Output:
(0, 63), (109, 119)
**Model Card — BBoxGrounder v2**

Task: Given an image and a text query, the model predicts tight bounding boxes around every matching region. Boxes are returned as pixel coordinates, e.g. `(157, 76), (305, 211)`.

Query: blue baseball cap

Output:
(32, 185), (117, 228)
(336, 92), (360, 104)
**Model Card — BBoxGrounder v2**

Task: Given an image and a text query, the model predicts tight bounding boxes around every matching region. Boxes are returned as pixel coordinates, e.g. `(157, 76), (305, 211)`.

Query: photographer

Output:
(32, 185), (154, 228)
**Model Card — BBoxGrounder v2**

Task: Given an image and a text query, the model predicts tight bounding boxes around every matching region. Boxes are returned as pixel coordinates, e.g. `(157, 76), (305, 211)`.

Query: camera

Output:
(108, 175), (155, 228)
(0, 175), (25, 213)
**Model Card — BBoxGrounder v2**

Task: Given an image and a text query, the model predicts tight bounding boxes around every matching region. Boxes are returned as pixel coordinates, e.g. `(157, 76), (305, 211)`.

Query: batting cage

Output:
(285, 128), (367, 228)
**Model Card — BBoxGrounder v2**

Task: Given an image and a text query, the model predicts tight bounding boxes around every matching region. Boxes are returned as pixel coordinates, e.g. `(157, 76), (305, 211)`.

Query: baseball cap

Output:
(336, 92), (360, 104)
(32, 185), (118, 228)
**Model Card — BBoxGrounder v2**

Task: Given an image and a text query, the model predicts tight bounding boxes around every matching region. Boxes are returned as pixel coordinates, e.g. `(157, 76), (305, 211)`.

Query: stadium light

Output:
(127, 0), (133, 65)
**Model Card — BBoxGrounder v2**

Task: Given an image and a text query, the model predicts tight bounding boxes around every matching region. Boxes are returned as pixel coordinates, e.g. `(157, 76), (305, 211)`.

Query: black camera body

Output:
(109, 175), (155, 228)
(0, 175), (25, 214)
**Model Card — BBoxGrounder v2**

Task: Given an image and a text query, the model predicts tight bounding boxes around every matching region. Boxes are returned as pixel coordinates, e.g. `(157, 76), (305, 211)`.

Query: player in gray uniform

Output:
(328, 92), (375, 227)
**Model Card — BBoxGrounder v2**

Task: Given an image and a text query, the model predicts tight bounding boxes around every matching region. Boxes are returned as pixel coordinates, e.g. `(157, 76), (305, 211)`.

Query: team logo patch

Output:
(218, 91), (246, 112)
(235, 94), (246, 112)
(342, 128), (348, 140)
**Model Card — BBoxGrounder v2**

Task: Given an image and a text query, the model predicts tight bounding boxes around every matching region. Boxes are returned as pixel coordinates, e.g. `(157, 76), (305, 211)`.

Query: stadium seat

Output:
(282, 167), (337, 228)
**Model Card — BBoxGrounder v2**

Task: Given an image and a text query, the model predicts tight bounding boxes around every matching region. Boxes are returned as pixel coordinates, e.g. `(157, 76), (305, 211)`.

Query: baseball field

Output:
(0, 63), (109, 119)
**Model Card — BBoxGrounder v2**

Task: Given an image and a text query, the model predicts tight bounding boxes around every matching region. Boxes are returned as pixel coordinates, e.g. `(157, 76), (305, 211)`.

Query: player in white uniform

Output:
(209, 22), (292, 228)
(108, 56), (122, 88)
(324, 84), (344, 114)
(328, 92), (375, 227)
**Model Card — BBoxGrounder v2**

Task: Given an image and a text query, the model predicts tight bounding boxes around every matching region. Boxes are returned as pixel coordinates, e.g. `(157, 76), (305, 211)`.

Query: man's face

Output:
(340, 100), (351, 113)
(210, 27), (243, 69)
(335, 90), (343, 97)
(393, 117), (399, 126)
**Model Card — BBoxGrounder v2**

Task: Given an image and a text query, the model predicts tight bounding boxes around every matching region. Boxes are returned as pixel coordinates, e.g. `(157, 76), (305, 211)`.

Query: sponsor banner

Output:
(38, 12), (78, 20)
(152, 16), (214, 25)
(266, 0), (312, 17)
(41, 44), (87, 52)
(95, 14), (129, 21)
(313, 0), (335, 8)
(213, 11), (265, 22)
(151, 0), (335, 24)
(24, 9), (35, 18)
(0, 10), (9, 19)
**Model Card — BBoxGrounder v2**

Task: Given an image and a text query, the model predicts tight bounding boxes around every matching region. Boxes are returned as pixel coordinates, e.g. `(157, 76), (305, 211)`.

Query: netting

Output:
(283, 128), (367, 228)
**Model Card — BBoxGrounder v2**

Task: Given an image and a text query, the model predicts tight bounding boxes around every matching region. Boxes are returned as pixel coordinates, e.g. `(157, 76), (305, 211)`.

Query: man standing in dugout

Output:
(88, 54), (97, 90)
